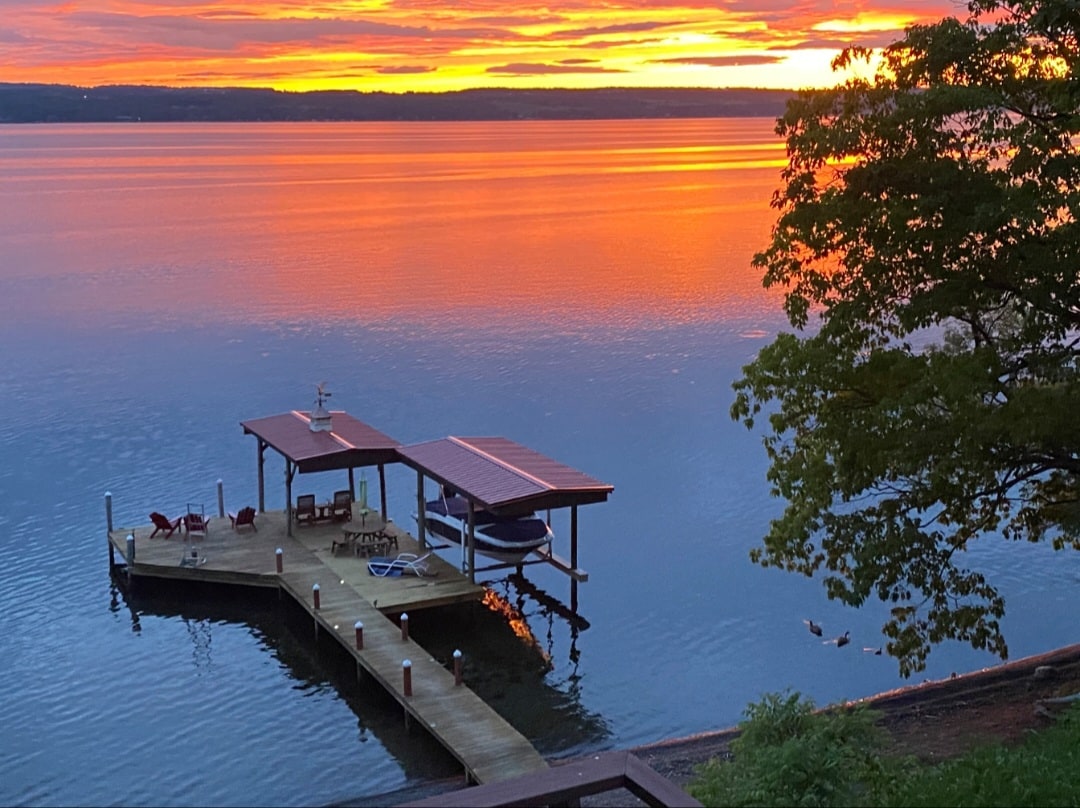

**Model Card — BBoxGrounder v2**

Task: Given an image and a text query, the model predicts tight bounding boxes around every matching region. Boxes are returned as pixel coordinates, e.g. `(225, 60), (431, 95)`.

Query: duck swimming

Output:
(804, 619), (823, 637)
(835, 631), (851, 647)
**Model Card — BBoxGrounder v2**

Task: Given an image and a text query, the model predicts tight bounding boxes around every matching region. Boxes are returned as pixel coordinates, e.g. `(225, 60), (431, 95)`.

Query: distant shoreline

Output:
(0, 83), (794, 124)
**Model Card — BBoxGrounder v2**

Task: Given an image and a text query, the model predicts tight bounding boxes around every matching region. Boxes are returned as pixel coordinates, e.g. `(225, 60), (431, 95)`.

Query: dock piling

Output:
(106, 492), (115, 570)
(105, 492), (114, 532)
(275, 547), (283, 573)
(400, 612), (409, 641)
(454, 649), (463, 685)
(126, 533), (135, 564)
(403, 659), (412, 697)
(216, 479), (225, 518)
(312, 583), (320, 610)
(355, 620), (364, 649)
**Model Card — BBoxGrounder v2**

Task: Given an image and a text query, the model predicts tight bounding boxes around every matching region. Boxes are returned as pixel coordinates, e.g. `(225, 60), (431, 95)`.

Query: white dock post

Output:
(105, 491), (114, 532)
(105, 492), (115, 570)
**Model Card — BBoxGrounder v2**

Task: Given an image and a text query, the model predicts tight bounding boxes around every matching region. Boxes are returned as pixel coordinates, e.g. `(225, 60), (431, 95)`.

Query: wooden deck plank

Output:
(107, 508), (547, 785)
(109, 510), (482, 612)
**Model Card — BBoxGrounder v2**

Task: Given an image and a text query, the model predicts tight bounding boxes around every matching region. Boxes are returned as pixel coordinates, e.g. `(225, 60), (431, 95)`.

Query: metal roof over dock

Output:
(240, 410), (402, 533)
(240, 410), (400, 473)
(397, 436), (613, 515)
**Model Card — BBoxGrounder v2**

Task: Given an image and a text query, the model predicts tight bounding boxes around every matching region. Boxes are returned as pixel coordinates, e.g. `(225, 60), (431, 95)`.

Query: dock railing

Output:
(397, 750), (702, 808)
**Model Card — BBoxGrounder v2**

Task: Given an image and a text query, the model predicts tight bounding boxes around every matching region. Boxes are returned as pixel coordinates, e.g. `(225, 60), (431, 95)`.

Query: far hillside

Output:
(0, 83), (795, 123)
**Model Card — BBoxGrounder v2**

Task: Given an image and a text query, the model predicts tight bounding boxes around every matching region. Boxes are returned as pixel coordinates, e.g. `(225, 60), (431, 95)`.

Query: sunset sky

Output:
(2, 1), (961, 93)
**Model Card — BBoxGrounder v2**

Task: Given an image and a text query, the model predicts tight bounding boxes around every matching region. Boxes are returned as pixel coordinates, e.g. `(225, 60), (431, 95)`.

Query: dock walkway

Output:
(108, 510), (548, 785)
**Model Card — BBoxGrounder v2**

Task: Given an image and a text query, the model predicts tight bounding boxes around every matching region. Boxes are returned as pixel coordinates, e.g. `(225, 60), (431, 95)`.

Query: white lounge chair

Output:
(367, 552), (435, 578)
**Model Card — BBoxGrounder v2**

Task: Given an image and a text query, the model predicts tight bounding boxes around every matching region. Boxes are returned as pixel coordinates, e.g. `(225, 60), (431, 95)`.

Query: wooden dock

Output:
(108, 510), (549, 785)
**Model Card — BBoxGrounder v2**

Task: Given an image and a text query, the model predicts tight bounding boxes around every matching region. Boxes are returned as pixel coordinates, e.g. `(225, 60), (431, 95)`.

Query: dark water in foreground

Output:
(0, 119), (1076, 806)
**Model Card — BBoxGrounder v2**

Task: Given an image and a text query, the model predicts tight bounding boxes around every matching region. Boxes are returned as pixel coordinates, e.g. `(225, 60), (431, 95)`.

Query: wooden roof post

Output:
(256, 438), (266, 513)
(416, 471), (427, 549)
(467, 502), (477, 584)
(379, 463), (388, 519)
(285, 459), (296, 538)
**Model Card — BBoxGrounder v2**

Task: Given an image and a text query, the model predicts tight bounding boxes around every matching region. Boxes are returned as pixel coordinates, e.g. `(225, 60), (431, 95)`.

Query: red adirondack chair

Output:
(184, 504), (210, 538)
(228, 506), (257, 532)
(149, 512), (181, 538)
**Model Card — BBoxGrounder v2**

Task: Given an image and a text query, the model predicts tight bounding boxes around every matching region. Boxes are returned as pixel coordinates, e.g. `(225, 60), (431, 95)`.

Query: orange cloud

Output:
(1, 1), (959, 92)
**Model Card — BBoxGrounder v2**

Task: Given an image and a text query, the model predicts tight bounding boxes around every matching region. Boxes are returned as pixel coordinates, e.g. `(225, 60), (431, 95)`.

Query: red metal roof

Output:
(240, 411), (400, 474)
(397, 436), (613, 513)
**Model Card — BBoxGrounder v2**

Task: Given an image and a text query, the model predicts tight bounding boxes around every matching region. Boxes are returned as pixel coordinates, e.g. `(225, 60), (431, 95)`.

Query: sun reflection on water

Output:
(0, 119), (788, 335)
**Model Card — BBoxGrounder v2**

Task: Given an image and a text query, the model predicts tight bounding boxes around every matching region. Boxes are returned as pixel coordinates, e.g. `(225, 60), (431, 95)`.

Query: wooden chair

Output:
(295, 494), (317, 526)
(184, 503), (210, 538)
(331, 490), (352, 521)
(378, 528), (399, 553)
(149, 512), (181, 538)
(228, 506), (257, 532)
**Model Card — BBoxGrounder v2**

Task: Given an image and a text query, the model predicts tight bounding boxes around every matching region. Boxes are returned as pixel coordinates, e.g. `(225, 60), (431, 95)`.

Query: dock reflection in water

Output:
(406, 576), (610, 760)
(112, 568), (607, 767)
(111, 575), (464, 785)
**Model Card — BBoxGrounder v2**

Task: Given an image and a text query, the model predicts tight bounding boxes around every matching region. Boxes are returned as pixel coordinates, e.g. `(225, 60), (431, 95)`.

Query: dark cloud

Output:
(715, 0), (943, 15)
(486, 61), (624, 75)
(577, 37), (662, 50)
(559, 20), (680, 37)
(464, 14), (567, 26)
(376, 65), (437, 75)
(717, 25), (905, 51)
(0, 28), (30, 43)
(652, 54), (785, 67)
(768, 32), (903, 50)
(63, 10), (515, 51)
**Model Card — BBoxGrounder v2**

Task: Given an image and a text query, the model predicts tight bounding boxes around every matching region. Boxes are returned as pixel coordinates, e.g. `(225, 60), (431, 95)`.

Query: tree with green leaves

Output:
(731, 0), (1080, 677)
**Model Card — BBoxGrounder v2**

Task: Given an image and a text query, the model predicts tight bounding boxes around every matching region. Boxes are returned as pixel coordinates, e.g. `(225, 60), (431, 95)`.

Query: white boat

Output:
(418, 494), (554, 564)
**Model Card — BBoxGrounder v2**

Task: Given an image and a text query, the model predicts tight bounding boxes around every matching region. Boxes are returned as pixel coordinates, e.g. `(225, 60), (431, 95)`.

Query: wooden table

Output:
(336, 514), (392, 557)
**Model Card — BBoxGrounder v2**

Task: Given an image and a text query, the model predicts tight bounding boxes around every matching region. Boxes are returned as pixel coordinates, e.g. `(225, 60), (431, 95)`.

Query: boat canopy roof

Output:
(397, 436), (613, 514)
(240, 411), (400, 474)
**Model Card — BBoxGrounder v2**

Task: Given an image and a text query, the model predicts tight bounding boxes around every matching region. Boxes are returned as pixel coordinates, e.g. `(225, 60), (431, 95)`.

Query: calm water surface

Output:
(1, 119), (1076, 806)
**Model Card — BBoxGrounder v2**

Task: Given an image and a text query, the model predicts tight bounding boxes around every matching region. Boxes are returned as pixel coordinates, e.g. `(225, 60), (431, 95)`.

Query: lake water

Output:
(1, 119), (1076, 807)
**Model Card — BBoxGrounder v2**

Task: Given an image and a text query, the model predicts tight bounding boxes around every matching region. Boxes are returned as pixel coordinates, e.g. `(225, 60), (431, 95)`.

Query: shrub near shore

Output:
(688, 691), (1080, 807)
